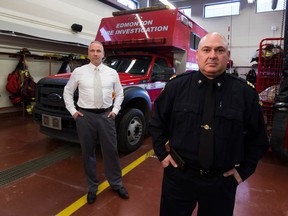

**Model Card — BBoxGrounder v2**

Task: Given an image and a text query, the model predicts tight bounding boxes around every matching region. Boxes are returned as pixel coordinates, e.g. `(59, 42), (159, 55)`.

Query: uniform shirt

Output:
(63, 62), (124, 116)
(149, 70), (270, 181)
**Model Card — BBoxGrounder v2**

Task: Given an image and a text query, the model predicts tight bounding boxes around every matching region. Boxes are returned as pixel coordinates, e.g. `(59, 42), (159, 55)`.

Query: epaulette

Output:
(227, 73), (255, 89)
(169, 71), (194, 81)
(259, 100), (263, 106)
(246, 80), (255, 89)
(160, 71), (194, 94)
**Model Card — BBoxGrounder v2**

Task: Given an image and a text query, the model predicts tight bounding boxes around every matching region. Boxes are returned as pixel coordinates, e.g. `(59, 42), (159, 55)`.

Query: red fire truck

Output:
(32, 6), (207, 153)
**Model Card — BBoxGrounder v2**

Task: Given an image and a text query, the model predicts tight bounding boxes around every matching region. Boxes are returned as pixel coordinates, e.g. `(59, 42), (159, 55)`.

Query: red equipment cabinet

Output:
(256, 38), (284, 138)
(256, 37), (288, 159)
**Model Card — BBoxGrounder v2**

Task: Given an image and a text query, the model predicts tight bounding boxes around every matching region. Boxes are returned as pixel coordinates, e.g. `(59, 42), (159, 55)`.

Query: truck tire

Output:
(117, 108), (145, 153)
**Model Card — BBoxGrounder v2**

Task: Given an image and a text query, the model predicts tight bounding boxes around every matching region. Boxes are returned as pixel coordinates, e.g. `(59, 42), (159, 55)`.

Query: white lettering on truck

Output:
(116, 20), (154, 28)
(101, 19), (169, 36)
(115, 26), (168, 35)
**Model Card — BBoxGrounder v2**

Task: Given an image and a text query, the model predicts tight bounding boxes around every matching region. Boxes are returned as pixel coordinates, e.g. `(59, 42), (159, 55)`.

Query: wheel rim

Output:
(127, 116), (143, 146)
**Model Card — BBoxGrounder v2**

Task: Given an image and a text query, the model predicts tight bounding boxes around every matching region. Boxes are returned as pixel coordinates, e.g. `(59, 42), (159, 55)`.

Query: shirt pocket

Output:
(217, 108), (243, 121)
(173, 103), (200, 132)
(216, 107), (244, 138)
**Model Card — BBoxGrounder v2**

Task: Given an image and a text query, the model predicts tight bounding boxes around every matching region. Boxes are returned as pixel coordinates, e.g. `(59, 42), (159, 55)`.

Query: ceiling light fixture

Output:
(159, 0), (176, 9)
(247, 0), (255, 3)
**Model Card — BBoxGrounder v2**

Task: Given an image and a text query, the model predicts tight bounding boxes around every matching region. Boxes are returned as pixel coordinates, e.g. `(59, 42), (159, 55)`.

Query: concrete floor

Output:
(0, 114), (288, 216)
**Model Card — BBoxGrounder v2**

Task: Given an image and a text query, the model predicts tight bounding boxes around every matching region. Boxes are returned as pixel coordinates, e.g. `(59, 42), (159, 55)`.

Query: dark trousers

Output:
(160, 165), (238, 216)
(76, 109), (123, 192)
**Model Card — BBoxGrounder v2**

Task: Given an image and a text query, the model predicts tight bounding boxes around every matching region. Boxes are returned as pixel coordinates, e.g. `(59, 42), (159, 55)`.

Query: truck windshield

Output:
(104, 55), (152, 76)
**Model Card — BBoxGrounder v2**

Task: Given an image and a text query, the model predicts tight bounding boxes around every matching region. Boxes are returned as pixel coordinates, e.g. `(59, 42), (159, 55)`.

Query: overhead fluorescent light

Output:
(159, 0), (176, 9)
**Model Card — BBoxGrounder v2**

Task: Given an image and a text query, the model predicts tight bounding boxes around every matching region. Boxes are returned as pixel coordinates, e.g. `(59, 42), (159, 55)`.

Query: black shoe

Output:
(87, 191), (97, 204)
(113, 187), (129, 199)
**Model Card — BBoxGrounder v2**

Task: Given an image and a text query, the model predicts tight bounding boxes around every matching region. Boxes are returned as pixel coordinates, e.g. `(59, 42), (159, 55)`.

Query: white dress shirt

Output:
(63, 62), (124, 115)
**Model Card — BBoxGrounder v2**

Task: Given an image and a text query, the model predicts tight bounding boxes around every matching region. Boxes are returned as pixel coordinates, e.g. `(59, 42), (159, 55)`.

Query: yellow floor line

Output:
(56, 149), (155, 216)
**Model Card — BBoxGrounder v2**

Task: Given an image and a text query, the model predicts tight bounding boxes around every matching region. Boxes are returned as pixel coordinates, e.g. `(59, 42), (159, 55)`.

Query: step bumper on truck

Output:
(33, 106), (79, 143)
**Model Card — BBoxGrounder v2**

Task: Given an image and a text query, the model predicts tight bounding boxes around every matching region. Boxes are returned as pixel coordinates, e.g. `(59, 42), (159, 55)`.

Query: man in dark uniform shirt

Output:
(149, 32), (270, 216)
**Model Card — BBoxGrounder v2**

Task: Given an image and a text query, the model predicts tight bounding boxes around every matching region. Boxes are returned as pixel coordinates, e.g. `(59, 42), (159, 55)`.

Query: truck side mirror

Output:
(151, 67), (176, 82)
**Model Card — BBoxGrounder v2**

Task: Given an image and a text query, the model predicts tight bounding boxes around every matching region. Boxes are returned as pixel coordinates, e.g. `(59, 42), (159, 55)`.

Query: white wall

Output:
(0, 0), (117, 45)
(175, 0), (285, 78)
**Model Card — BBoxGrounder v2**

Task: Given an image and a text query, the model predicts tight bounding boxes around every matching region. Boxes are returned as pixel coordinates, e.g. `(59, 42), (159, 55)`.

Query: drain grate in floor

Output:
(0, 145), (80, 186)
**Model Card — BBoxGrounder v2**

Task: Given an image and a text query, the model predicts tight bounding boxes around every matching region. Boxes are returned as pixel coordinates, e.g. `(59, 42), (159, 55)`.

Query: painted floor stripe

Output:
(56, 149), (155, 216)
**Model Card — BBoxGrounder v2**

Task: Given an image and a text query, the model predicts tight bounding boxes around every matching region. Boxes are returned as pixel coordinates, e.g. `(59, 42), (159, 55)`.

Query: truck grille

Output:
(35, 77), (77, 114)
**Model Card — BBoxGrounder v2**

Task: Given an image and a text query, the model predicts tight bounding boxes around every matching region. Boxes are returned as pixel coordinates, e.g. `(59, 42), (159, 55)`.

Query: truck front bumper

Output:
(33, 107), (79, 143)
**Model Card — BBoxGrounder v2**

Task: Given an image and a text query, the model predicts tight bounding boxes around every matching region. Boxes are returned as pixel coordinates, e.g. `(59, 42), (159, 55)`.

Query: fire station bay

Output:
(0, 0), (287, 216)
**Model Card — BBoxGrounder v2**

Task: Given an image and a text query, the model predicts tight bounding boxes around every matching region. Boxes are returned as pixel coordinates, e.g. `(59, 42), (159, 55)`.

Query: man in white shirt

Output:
(63, 41), (128, 204)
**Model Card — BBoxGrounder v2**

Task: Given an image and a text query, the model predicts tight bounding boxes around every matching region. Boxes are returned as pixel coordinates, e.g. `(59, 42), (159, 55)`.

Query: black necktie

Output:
(199, 80), (215, 169)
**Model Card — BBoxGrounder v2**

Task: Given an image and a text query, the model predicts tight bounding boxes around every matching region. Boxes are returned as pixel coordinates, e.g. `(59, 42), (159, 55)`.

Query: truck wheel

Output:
(117, 108), (145, 153)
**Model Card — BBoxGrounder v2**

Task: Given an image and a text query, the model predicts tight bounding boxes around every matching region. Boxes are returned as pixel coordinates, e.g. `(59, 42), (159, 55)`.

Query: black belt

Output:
(184, 166), (222, 178)
(180, 163), (223, 178)
(80, 106), (112, 114)
(170, 148), (222, 178)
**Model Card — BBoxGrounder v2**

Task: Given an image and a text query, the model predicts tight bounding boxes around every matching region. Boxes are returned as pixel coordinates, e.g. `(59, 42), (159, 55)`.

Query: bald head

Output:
(196, 32), (230, 79)
(198, 32), (229, 51)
